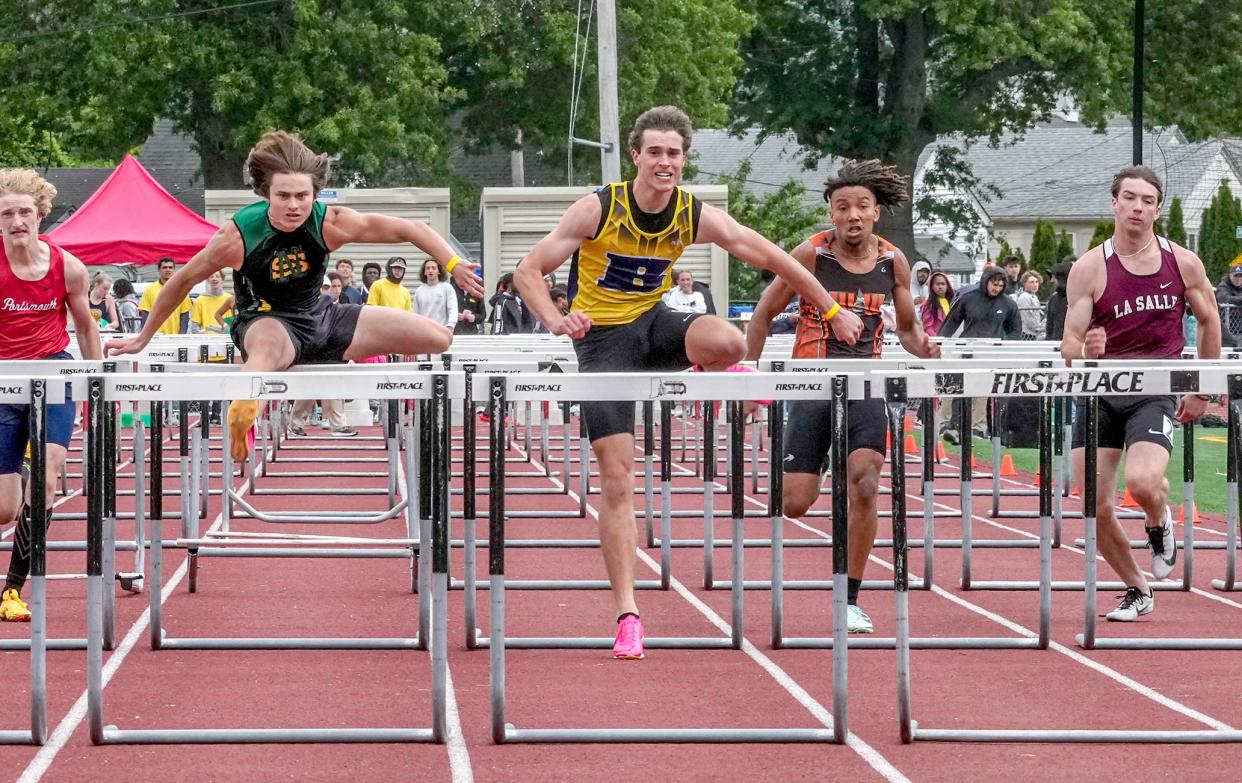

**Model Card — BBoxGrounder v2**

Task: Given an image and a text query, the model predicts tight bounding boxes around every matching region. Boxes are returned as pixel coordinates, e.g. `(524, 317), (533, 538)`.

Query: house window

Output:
(1188, 233), (1197, 252)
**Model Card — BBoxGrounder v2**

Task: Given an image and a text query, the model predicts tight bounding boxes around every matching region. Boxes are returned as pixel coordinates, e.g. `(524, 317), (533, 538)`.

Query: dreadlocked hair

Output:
(822, 159), (910, 211)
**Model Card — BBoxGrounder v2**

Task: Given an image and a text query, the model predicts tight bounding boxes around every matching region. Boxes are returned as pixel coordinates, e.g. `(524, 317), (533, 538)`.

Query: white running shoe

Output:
(1147, 506), (1177, 580)
(846, 604), (874, 634)
(1106, 586), (1154, 622)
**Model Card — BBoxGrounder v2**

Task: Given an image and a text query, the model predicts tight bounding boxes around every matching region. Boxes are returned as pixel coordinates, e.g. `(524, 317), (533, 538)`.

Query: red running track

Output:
(1, 416), (1241, 782)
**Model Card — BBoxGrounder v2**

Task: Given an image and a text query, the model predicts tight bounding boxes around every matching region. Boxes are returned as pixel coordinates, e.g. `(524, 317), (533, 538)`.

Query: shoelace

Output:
(617, 619), (640, 646)
(1146, 525), (1168, 556)
(1114, 586), (1145, 609)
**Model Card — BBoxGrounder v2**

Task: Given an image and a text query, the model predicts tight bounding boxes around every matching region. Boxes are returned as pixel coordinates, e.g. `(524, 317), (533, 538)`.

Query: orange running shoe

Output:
(227, 399), (260, 461)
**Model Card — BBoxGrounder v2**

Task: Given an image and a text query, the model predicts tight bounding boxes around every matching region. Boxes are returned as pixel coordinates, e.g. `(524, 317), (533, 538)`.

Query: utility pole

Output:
(596, 0), (621, 183)
(1133, 0), (1144, 165)
(511, 129), (525, 187)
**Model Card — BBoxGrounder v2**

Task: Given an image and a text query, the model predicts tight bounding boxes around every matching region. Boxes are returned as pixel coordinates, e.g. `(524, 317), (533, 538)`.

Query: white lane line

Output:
(707, 456), (1239, 732)
(525, 451), (909, 783)
(395, 439), (472, 783)
(18, 513), (219, 783)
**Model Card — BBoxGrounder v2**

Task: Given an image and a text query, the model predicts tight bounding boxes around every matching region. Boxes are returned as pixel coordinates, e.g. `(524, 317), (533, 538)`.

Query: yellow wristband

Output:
(446, 255), (462, 274)
(823, 302), (841, 321)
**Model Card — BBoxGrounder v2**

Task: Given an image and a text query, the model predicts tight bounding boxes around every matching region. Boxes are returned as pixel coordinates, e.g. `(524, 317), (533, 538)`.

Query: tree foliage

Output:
(730, 0), (1242, 264)
(1200, 181), (1242, 283)
(715, 161), (822, 301)
(1056, 230), (1074, 262)
(1089, 220), (1115, 250)
(451, 0), (754, 184)
(1166, 197), (1188, 247)
(1028, 219), (1058, 273)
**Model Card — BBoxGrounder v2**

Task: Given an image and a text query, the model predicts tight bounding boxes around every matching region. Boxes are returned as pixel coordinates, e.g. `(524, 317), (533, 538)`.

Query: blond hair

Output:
(90, 271), (113, 291)
(0, 169), (57, 219)
(243, 131), (331, 197)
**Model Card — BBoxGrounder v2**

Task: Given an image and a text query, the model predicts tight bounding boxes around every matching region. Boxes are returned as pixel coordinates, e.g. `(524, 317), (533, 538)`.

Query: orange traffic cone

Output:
(904, 433), (919, 454)
(903, 410), (916, 434)
(886, 429), (892, 450)
(936, 442), (948, 462)
(1180, 502), (1202, 525)
(1033, 471), (1041, 487)
(1000, 454), (1017, 477)
(970, 453), (979, 470)
(1119, 488), (1138, 508)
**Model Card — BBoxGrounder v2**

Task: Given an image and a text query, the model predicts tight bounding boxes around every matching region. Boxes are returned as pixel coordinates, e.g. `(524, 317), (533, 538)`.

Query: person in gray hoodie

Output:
(937, 266), (1020, 443)
(910, 260), (931, 304)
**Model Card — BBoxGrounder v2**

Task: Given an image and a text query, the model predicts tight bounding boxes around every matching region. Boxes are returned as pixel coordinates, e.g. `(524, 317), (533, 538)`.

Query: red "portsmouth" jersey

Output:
(0, 236), (71, 360)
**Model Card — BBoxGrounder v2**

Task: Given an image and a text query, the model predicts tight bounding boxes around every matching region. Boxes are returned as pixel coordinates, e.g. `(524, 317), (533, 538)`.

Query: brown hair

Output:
(244, 130), (331, 197)
(822, 159), (909, 210)
(0, 168), (57, 219)
(627, 106), (693, 154)
(1021, 270), (1043, 286)
(1111, 165), (1163, 204)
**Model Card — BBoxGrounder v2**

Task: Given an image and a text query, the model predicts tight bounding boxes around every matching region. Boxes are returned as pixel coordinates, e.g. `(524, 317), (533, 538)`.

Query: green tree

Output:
(1199, 181), (1242, 283)
(1166, 197), (1188, 246)
(1089, 220), (1115, 249)
(715, 161), (821, 301)
(1028, 220), (1059, 273)
(1, 1), (463, 187)
(1056, 230), (1075, 262)
(731, 1), (1242, 264)
(450, 0), (754, 184)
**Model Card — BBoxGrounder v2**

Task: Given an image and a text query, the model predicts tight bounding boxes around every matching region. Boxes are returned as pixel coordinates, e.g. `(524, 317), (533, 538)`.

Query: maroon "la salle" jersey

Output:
(1089, 236), (1185, 359)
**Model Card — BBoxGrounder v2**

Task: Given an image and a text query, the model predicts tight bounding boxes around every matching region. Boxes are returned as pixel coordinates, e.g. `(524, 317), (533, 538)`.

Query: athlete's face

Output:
(267, 173), (315, 232)
(828, 186), (880, 248)
(0, 193), (40, 247)
(631, 130), (686, 193)
(1111, 178), (1161, 233)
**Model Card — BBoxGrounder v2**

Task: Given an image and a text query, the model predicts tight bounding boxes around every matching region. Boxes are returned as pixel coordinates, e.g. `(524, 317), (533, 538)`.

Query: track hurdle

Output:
(485, 373), (838, 744)
(894, 366), (1242, 743)
(87, 369), (454, 745)
(0, 379), (53, 745)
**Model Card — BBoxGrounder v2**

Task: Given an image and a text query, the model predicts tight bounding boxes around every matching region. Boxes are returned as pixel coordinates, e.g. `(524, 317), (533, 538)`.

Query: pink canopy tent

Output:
(49, 154), (217, 265)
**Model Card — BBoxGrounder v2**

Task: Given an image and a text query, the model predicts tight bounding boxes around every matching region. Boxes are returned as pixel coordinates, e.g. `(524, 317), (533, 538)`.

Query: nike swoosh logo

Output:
(1160, 282), (1172, 289)
(683, 315), (693, 322)
(1148, 428), (1172, 441)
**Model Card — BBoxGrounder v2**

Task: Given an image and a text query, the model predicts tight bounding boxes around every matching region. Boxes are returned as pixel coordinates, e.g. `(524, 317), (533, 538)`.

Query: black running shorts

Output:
(232, 299), (363, 365)
(1072, 395), (1176, 453)
(782, 397), (889, 475)
(572, 303), (705, 442)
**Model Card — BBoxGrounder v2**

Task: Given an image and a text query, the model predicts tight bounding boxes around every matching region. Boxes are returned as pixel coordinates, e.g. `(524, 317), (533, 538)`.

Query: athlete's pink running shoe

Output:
(612, 614), (645, 660)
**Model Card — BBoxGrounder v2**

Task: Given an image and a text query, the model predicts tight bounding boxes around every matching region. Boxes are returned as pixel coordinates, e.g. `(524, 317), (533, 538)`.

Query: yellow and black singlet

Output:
(567, 182), (702, 326)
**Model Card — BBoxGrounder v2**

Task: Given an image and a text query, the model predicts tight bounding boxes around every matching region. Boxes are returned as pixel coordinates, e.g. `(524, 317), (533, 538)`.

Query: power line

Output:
(0, 0), (285, 44)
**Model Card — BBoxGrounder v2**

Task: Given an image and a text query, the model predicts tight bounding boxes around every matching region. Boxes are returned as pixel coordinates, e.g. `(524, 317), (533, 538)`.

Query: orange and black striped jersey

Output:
(793, 230), (897, 359)
(567, 182), (701, 326)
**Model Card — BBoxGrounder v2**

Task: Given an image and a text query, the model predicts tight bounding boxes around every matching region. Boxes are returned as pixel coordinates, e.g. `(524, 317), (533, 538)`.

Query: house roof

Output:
(686, 129), (840, 209)
(927, 119), (1237, 221)
(41, 169), (113, 227)
(136, 119), (204, 215)
(914, 234), (974, 273)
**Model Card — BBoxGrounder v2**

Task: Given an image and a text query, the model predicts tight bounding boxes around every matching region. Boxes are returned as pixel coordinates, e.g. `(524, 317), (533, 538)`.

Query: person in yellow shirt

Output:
(190, 270), (233, 333)
(139, 257), (191, 334)
(365, 256), (413, 311)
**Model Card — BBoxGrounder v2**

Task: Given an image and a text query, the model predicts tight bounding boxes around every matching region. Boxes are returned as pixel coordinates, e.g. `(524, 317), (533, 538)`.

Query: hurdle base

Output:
(472, 635), (736, 650)
(500, 725), (835, 743)
(0, 638), (87, 651)
(914, 728), (1242, 743)
(158, 637), (420, 650)
(777, 636), (1042, 650)
(100, 727), (436, 744)
(1075, 634), (1242, 650)
(967, 579), (1185, 591)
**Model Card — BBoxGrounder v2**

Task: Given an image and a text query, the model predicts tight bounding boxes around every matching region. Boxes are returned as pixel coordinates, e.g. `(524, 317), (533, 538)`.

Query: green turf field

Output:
(915, 427), (1231, 517)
